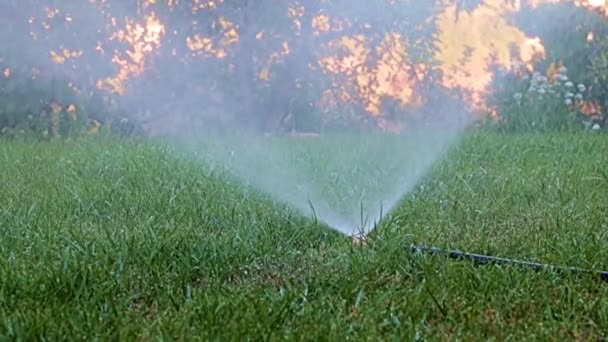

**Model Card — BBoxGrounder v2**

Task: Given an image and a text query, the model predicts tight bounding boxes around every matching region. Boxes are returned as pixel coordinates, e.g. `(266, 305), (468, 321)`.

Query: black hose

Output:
(408, 245), (608, 283)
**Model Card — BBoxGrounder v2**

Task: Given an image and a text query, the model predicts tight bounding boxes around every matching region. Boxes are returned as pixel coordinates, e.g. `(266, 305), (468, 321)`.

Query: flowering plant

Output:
(488, 62), (603, 132)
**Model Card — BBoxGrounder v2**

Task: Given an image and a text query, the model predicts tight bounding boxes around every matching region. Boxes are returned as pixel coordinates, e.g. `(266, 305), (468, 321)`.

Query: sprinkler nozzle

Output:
(351, 232), (368, 248)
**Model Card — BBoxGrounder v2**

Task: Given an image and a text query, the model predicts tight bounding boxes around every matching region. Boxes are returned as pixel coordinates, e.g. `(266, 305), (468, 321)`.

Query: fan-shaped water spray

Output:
(178, 121), (469, 237)
(0, 0), (548, 236)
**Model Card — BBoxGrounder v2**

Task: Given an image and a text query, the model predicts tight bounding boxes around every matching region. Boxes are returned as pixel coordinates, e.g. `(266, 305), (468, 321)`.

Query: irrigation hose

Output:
(408, 245), (608, 283)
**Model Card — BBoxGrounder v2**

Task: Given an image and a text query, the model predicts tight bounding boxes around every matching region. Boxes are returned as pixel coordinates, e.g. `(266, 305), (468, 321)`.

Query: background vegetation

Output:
(487, 1), (608, 132)
(2, 0), (606, 138)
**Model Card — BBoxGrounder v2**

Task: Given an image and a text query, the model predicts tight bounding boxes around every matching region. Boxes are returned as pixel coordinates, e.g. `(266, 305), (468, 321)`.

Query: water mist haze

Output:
(2, 0), (547, 236)
(179, 122), (468, 236)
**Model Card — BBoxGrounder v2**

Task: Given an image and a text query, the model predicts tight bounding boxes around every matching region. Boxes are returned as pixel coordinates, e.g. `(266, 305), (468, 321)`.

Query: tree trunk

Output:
(232, 0), (260, 132)
(264, 1), (320, 134)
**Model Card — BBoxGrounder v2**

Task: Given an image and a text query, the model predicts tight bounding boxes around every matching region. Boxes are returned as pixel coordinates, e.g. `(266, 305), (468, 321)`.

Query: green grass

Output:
(1, 132), (608, 340)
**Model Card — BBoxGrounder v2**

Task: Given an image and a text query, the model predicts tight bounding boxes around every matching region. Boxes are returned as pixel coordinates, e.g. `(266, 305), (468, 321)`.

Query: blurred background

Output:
(1, 0), (607, 139)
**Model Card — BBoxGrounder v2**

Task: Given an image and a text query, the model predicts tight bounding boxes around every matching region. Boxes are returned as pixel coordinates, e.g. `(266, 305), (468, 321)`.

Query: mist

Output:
(1, 0), (575, 236)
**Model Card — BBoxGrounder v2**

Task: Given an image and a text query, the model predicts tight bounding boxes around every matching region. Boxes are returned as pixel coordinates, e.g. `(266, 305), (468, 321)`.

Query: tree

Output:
(0, 0), (548, 136)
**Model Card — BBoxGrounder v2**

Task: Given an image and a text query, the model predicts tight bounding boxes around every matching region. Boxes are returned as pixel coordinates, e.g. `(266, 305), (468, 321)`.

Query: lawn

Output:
(1, 132), (608, 340)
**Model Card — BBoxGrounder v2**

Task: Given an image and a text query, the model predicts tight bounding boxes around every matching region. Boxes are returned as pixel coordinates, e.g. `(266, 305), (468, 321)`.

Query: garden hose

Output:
(408, 245), (608, 283)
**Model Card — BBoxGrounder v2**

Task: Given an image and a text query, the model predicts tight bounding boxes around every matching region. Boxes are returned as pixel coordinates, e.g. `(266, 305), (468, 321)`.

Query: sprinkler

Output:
(408, 244), (608, 283)
(351, 232), (368, 247)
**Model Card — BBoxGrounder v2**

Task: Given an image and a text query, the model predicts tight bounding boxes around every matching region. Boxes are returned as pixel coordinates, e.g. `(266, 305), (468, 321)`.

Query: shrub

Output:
(487, 61), (605, 133)
(0, 62), (142, 140)
(491, 2), (608, 133)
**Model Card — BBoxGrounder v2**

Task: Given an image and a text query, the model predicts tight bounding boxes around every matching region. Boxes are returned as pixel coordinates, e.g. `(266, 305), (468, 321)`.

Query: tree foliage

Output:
(1, 0), (606, 137)
(486, 1), (608, 131)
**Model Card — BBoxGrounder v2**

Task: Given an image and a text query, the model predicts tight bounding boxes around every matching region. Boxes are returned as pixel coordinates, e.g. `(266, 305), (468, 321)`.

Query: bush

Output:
(487, 63), (581, 132)
(487, 2), (608, 133)
(0, 62), (143, 140)
(1, 68), (81, 139)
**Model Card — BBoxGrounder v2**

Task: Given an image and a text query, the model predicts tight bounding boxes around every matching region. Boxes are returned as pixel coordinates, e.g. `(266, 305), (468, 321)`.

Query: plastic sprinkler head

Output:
(351, 232), (368, 248)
